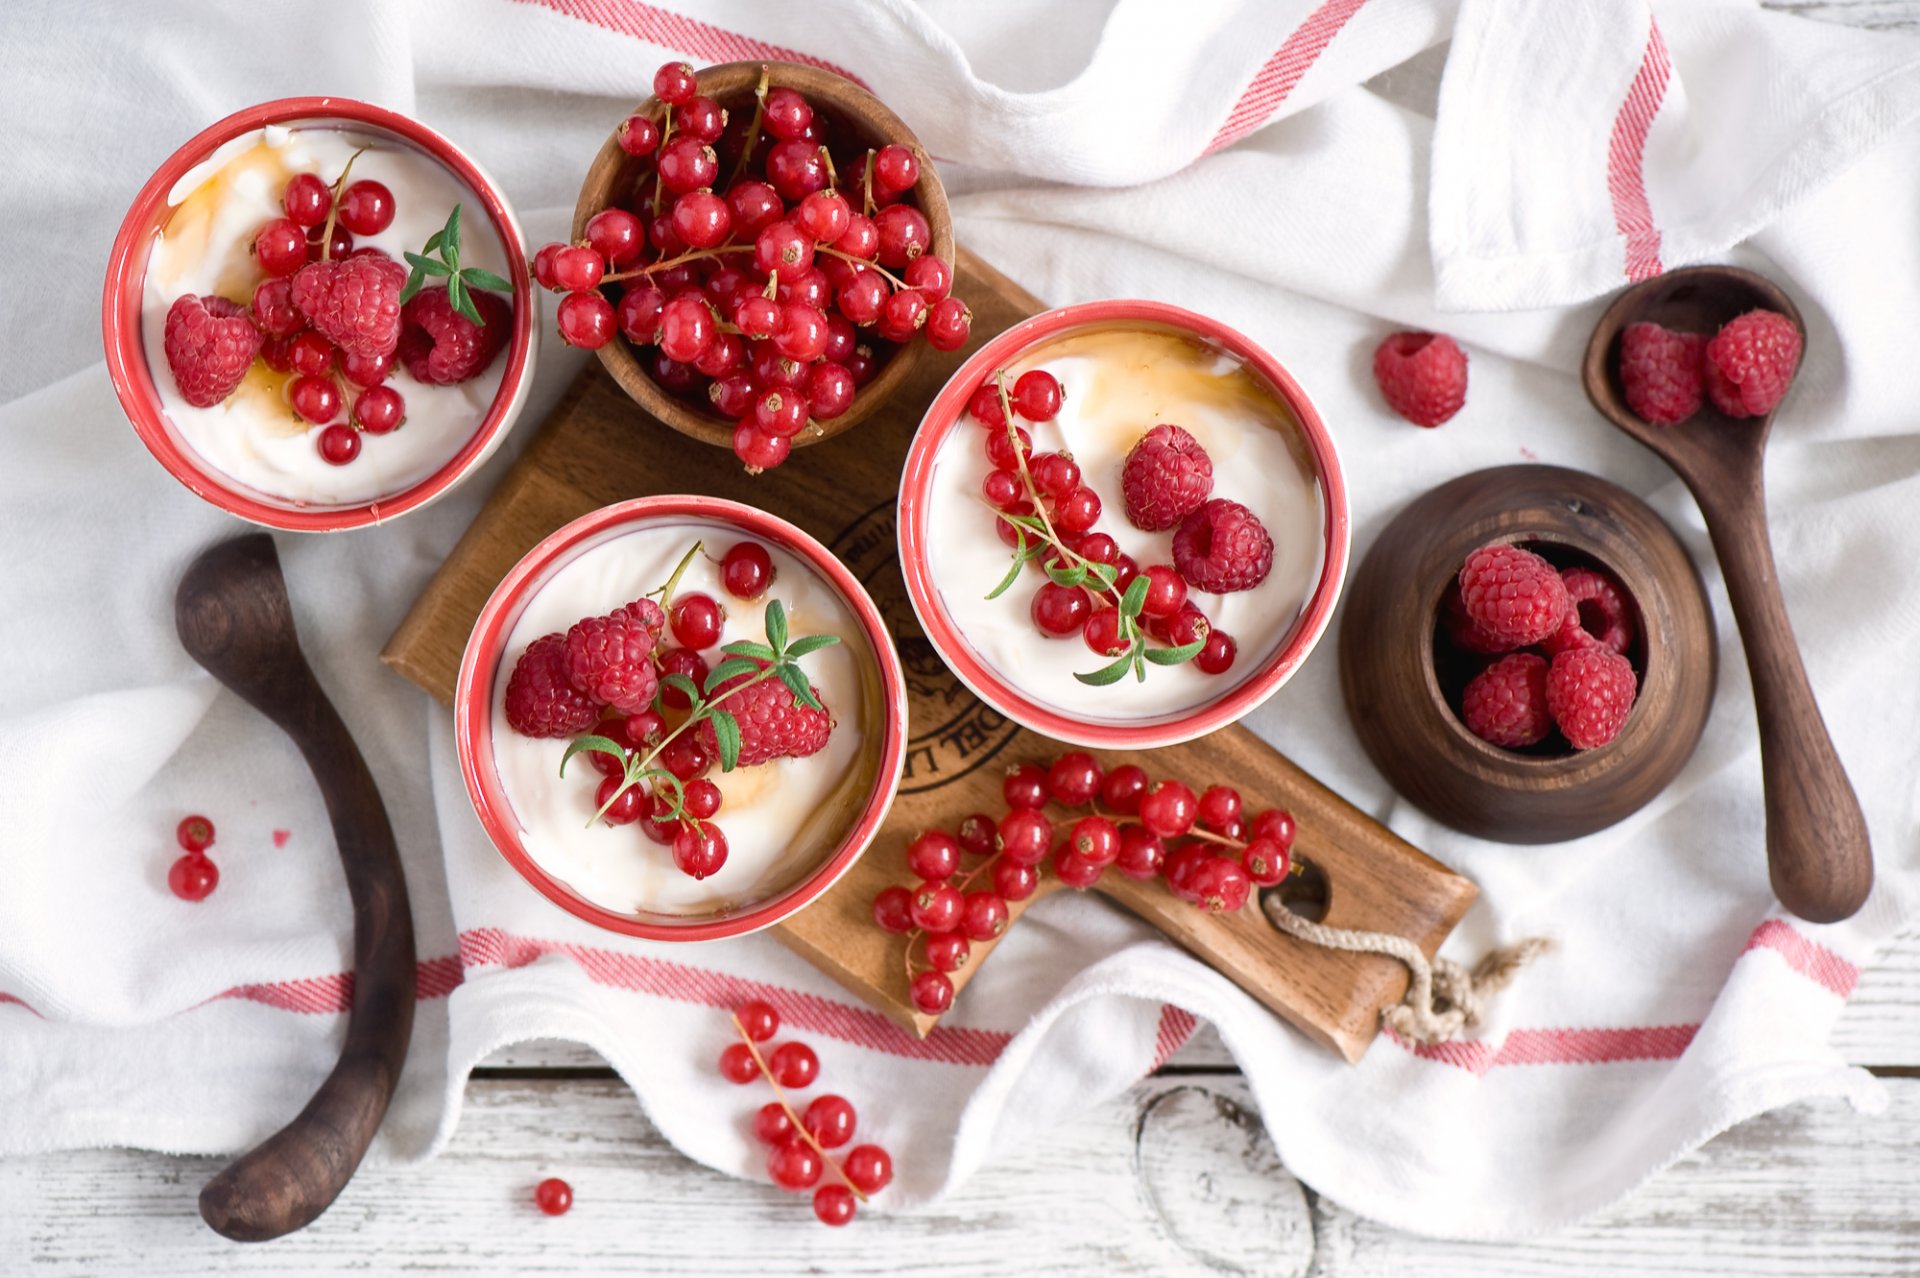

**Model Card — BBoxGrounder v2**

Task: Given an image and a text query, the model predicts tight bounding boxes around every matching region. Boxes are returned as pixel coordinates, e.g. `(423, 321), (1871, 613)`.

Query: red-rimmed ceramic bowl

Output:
(455, 496), (908, 941)
(898, 299), (1349, 749)
(102, 97), (536, 532)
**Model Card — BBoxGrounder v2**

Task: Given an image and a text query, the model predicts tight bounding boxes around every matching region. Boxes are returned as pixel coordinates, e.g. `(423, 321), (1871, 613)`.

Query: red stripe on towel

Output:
(1149, 1005), (1200, 1072)
(1605, 17), (1673, 280)
(511, 0), (867, 87)
(1205, 0), (1371, 155)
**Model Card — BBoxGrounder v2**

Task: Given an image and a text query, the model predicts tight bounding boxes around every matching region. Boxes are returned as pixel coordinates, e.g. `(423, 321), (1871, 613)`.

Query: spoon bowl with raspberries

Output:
(560, 60), (960, 473)
(1583, 264), (1871, 923)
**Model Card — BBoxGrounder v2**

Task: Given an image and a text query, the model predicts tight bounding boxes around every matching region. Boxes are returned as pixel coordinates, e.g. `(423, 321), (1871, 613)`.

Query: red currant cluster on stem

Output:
(873, 752), (1300, 1014)
(972, 371), (1238, 684)
(718, 1000), (894, 1226)
(168, 814), (220, 902)
(532, 61), (971, 472)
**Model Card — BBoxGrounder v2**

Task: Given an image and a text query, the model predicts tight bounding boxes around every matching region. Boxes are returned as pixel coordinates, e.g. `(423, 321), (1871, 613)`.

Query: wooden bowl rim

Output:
(571, 60), (956, 451)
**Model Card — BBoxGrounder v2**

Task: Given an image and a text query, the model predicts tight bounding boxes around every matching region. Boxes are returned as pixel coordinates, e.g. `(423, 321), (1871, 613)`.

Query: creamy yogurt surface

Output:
(491, 522), (877, 918)
(924, 324), (1325, 721)
(139, 125), (511, 508)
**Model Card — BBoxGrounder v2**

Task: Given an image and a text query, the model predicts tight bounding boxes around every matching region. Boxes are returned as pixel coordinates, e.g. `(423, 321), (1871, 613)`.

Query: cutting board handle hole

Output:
(1263, 860), (1330, 923)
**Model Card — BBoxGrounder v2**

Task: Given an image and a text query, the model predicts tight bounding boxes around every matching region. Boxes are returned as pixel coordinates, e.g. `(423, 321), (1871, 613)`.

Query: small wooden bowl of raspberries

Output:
(1339, 464), (1717, 844)
(564, 60), (959, 471)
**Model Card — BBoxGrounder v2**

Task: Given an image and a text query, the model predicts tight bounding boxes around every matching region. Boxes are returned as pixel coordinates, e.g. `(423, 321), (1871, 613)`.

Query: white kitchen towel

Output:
(2, 0), (1917, 1243)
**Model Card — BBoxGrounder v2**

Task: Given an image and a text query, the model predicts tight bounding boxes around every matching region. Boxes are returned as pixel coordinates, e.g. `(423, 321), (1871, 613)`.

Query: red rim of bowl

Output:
(454, 496), (909, 942)
(898, 299), (1351, 750)
(101, 96), (536, 532)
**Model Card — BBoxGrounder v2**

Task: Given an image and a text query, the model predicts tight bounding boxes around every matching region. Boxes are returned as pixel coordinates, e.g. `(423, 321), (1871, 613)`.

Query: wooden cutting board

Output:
(382, 247), (1476, 1061)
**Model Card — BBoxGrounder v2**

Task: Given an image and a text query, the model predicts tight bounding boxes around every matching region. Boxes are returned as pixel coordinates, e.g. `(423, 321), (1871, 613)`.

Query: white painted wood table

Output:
(9, 2), (1919, 1273)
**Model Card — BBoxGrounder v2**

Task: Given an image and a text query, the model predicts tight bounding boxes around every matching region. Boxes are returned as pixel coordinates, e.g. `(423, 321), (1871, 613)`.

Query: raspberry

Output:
(1457, 543), (1568, 649)
(563, 606), (661, 715)
(504, 633), (601, 738)
(1171, 499), (1273, 594)
(397, 285), (512, 385)
(162, 294), (261, 407)
(1440, 582), (1508, 654)
(1703, 309), (1801, 418)
(289, 253), (407, 360)
(1542, 566), (1635, 656)
(1619, 321), (1703, 425)
(1372, 331), (1467, 427)
(1120, 424), (1213, 531)
(1460, 653), (1551, 748)
(696, 659), (832, 766)
(1546, 646), (1637, 750)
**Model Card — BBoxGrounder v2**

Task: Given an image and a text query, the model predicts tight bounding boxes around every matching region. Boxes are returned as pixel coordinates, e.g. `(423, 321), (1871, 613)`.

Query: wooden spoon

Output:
(1582, 265), (1871, 923)
(175, 534), (417, 1239)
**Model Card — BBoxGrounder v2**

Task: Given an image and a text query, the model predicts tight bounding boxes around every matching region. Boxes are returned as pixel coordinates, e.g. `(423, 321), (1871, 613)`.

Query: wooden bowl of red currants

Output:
(1339, 465), (1717, 844)
(565, 60), (960, 472)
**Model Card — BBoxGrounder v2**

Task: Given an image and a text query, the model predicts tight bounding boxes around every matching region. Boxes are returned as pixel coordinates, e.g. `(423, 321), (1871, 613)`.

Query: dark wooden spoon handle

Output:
(1691, 474), (1873, 922)
(176, 536), (416, 1240)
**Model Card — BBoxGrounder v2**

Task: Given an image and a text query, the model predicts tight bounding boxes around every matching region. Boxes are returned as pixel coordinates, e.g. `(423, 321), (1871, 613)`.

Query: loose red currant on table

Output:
(338, 180), (394, 236)
(993, 859), (1039, 902)
(995, 809), (1052, 866)
(843, 1145), (892, 1194)
(737, 999), (779, 1043)
(872, 884), (914, 934)
(168, 853), (219, 902)
(719, 1041), (759, 1084)
(905, 829), (961, 881)
(1002, 762), (1050, 810)
(177, 815), (216, 853)
(961, 891), (1010, 941)
(768, 1041), (819, 1088)
(1251, 808), (1297, 851)
(1140, 780), (1199, 838)
(910, 969), (954, 1015)
(1242, 838), (1290, 886)
(534, 1177), (573, 1216)
(813, 1184), (856, 1227)
(924, 930), (970, 973)
(768, 1139), (823, 1191)
(1100, 764), (1149, 813)
(754, 1101), (794, 1145)
(1198, 785), (1242, 832)
(908, 881), (963, 933)
(957, 813), (997, 858)
(1116, 826), (1167, 880)
(1068, 815), (1121, 866)
(804, 1095), (857, 1148)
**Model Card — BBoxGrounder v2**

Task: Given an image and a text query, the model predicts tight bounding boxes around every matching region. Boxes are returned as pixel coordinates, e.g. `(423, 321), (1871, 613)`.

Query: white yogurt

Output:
(139, 126), (512, 508)
(490, 522), (878, 918)
(924, 325), (1324, 721)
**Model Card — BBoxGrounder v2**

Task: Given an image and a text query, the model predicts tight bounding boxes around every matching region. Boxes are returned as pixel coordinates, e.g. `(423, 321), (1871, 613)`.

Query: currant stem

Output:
(603, 244), (754, 284)
(817, 245), (906, 290)
(724, 64), (773, 189)
(732, 1014), (869, 1203)
(317, 146), (370, 263)
(861, 149), (876, 218)
(649, 539), (704, 604)
(650, 110), (676, 220)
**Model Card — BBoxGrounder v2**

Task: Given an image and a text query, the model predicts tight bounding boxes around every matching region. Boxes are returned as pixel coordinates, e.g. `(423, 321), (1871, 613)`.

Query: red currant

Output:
(658, 648), (709, 709)
(352, 385), (404, 435)
(340, 346), (394, 387)
(821, 314), (857, 363)
(908, 881), (963, 933)
(763, 87), (813, 139)
(805, 361), (855, 420)
(736, 999), (779, 1042)
(734, 421), (792, 472)
(668, 593), (725, 649)
(719, 1041), (759, 1083)
(795, 189), (852, 243)
(1053, 845), (1105, 889)
(1002, 762), (1051, 810)
(1052, 486), (1102, 534)
(289, 375), (341, 425)
(768, 1139), (823, 1191)
(768, 1041), (819, 1088)
(876, 287), (928, 341)
(871, 143), (919, 192)
(653, 61), (698, 106)
(1047, 752), (1103, 805)
(909, 969), (954, 1015)
(873, 203), (930, 267)
(1030, 582), (1092, 637)
(680, 779), (721, 822)
(1197, 630), (1238, 675)
(773, 303), (829, 362)
(803, 1094), (856, 1148)
(250, 277), (302, 337)
(754, 1101), (794, 1146)
(623, 710), (666, 749)
(658, 732), (713, 782)
(984, 425), (1031, 472)
(285, 330), (334, 378)
(642, 792), (680, 845)
(733, 294), (780, 341)
(176, 815), (215, 853)
(1148, 602), (1210, 648)
(727, 181), (785, 238)
(533, 1176), (572, 1216)
(1191, 856), (1252, 913)
(1115, 827), (1167, 880)
(765, 138), (829, 202)
(709, 372), (757, 418)
(673, 824), (729, 879)
(1013, 369), (1063, 422)
(657, 136), (719, 193)
(992, 858), (1040, 902)
(1163, 845), (1211, 902)
(969, 381), (1008, 428)
(1067, 815), (1120, 866)
(652, 352), (703, 394)
(675, 95), (726, 143)
(1083, 607), (1126, 657)
(1100, 764), (1149, 814)
(282, 172), (331, 227)
(995, 809), (1052, 866)
(720, 541), (774, 599)
(618, 114), (661, 157)
(584, 208), (644, 267)
(754, 220), (815, 275)
(337, 180), (394, 236)
(1198, 786), (1242, 832)
(903, 255), (951, 300)
(813, 1183), (856, 1227)
(1140, 565), (1187, 619)
(658, 293), (717, 363)
(844, 343), (882, 387)
(924, 930), (970, 973)
(834, 213), (879, 262)
(961, 891), (1010, 941)
(834, 271), (888, 326)
(617, 284), (666, 343)
(844, 1145), (893, 1194)
(925, 297), (972, 351)
(558, 291), (616, 349)
(993, 503), (1035, 551)
(1251, 808), (1297, 851)
(905, 830), (961, 881)
(1139, 780), (1199, 838)
(753, 387), (807, 437)
(669, 190), (732, 250)
(594, 775), (644, 826)
(872, 884), (915, 934)
(307, 224), (354, 261)
(1242, 838), (1290, 886)
(255, 218), (307, 275)
(586, 739), (628, 778)
(315, 423), (360, 464)
(552, 245), (605, 293)
(1030, 452), (1080, 498)
(168, 853), (218, 901)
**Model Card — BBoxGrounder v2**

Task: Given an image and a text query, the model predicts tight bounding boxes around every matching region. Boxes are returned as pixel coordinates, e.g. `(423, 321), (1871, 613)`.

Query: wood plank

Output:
(382, 246), (1477, 1062)
(6, 1075), (1918, 1275)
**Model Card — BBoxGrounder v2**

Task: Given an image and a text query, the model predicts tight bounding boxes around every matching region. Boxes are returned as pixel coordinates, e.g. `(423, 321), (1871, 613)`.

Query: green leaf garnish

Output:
(781, 634), (840, 659)
(775, 661), (822, 710)
(406, 202), (512, 326)
(1044, 560), (1088, 589)
(709, 709), (742, 772)
(764, 599), (789, 656)
(1074, 651), (1135, 687)
(1142, 636), (1206, 666)
(1119, 576), (1150, 620)
(721, 639), (778, 661)
(463, 266), (514, 292)
(559, 734), (626, 778)
(660, 672), (702, 707)
(985, 548), (1028, 601)
(704, 656), (760, 690)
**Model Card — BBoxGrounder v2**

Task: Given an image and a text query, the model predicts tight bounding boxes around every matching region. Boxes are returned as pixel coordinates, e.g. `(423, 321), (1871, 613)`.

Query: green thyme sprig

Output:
(401, 204), (514, 326)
